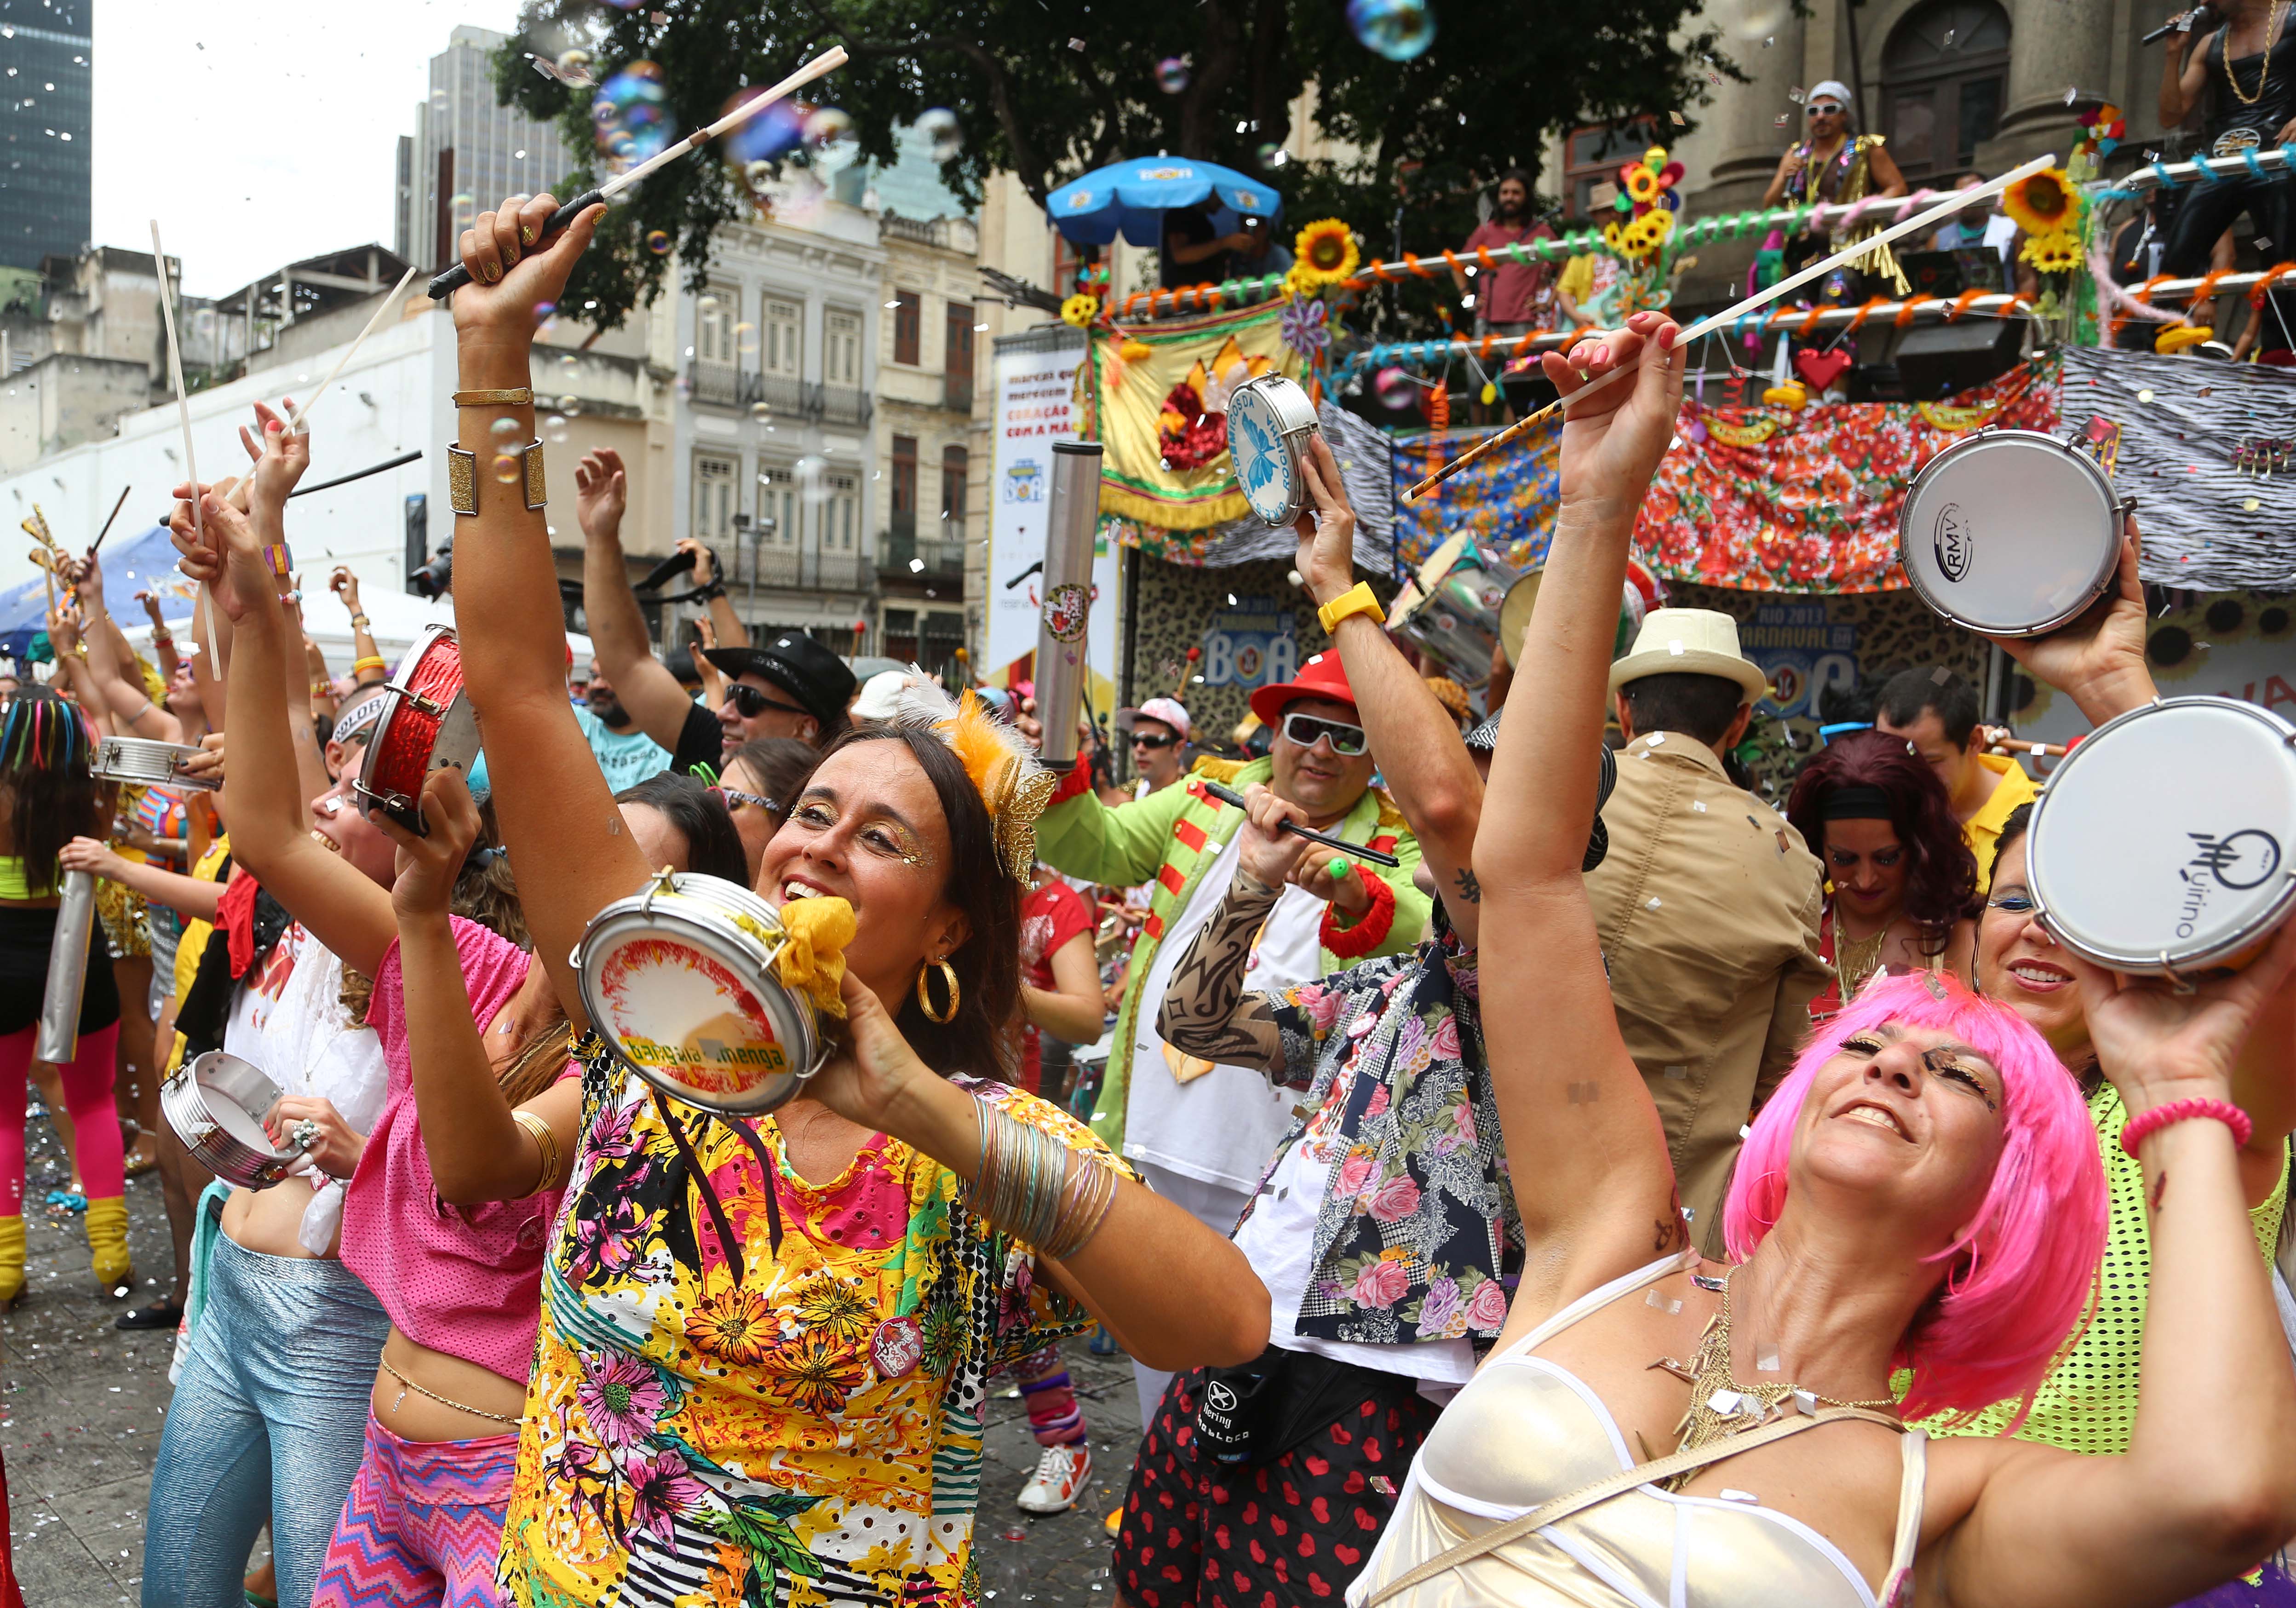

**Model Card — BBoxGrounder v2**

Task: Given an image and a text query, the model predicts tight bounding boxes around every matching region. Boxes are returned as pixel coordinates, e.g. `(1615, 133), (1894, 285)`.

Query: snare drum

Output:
(2027, 696), (2296, 977)
(1897, 430), (2125, 637)
(356, 625), (480, 834)
(1228, 375), (1321, 528)
(90, 735), (219, 793)
(161, 1050), (304, 1189)
(1496, 557), (1656, 669)
(574, 871), (828, 1115)
(1395, 548), (1523, 683)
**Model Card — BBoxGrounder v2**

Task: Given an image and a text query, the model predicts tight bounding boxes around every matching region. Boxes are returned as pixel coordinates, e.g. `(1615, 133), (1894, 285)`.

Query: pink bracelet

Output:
(2119, 1097), (2253, 1158)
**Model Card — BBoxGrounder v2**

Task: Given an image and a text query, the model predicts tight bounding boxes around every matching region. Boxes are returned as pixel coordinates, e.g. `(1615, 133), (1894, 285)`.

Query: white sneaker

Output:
(1016, 1443), (1092, 1514)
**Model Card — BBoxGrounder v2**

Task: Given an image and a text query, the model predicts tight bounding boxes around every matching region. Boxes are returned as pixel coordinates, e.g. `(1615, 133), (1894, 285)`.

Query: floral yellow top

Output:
(499, 1037), (1127, 1607)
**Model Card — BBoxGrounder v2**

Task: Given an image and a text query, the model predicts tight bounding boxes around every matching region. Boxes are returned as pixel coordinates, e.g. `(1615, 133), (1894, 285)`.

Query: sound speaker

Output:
(1892, 316), (2024, 399)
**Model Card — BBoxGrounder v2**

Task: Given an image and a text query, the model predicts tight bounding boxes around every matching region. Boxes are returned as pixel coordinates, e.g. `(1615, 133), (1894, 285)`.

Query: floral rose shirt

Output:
(499, 1037), (1128, 1607)
(1243, 919), (1522, 1348)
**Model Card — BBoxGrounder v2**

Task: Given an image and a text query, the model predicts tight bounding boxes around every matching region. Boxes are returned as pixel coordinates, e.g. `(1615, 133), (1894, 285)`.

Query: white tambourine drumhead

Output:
(1228, 375), (1320, 528)
(90, 736), (220, 792)
(2028, 697), (2296, 975)
(1897, 431), (2122, 638)
(575, 875), (821, 1115)
(161, 1050), (301, 1189)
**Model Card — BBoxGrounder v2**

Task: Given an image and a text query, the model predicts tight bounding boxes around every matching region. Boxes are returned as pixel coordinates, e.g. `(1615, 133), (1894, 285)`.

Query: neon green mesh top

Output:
(1919, 1081), (2288, 1454)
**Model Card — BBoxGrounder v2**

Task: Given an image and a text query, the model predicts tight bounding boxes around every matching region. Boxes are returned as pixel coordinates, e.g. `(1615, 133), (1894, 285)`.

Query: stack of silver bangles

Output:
(965, 1100), (1120, 1261)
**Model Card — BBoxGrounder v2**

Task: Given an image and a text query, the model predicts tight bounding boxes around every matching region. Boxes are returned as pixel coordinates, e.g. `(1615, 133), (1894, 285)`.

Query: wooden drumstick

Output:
(1402, 153), (2059, 501)
(150, 220), (221, 673)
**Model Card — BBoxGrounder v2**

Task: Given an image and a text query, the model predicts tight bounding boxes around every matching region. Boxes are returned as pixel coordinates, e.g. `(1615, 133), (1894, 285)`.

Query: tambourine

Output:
(1897, 429), (2125, 638)
(1228, 374), (1321, 528)
(2027, 696), (2296, 979)
(355, 625), (480, 834)
(573, 871), (828, 1115)
(161, 1050), (305, 1190)
(90, 735), (219, 793)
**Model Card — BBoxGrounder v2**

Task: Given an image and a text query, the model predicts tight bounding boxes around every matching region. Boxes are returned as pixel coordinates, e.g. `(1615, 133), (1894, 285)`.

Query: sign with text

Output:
(1200, 595), (1297, 690)
(987, 330), (1120, 717)
(1740, 601), (1860, 719)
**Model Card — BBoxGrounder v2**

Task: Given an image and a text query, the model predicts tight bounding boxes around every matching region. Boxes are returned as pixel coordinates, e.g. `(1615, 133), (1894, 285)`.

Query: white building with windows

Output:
(669, 201), (884, 656)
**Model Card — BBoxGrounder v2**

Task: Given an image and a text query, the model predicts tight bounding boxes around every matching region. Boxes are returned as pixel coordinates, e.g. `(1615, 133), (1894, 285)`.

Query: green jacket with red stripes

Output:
(1034, 753), (1429, 1156)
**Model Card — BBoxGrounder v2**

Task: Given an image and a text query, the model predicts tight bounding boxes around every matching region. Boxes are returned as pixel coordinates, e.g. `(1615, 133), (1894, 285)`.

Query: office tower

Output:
(405, 25), (572, 272)
(0, 0), (91, 272)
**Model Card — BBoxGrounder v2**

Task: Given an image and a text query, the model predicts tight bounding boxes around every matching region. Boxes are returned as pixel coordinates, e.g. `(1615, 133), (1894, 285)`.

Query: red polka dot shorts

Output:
(1113, 1364), (1439, 1608)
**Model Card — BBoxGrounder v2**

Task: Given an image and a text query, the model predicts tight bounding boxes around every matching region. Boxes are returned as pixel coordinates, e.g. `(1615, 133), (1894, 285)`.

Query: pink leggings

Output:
(0, 1021), (123, 1213)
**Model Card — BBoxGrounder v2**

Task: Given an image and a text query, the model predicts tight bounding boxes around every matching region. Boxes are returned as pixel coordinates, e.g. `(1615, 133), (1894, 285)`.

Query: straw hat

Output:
(1606, 608), (1770, 704)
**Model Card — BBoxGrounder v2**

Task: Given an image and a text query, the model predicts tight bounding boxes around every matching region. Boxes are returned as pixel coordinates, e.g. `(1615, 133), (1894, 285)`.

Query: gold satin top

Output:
(1347, 1253), (1926, 1608)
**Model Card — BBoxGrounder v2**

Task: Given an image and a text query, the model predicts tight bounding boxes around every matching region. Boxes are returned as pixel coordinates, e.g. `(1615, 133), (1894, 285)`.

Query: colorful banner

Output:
(1081, 298), (1304, 531)
(1389, 419), (1562, 574)
(1635, 355), (2062, 593)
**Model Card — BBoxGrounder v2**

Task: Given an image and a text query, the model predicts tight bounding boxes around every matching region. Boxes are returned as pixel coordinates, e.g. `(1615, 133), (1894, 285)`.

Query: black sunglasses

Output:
(1130, 732), (1180, 750)
(723, 683), (813, 721)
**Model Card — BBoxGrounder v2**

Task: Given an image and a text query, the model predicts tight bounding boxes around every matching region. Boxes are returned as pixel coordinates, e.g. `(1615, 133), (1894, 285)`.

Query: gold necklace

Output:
(2225, 0), (2285, 106)
(1653, 1269), (1897, 1464)
(1832, 914), (1890, 1003)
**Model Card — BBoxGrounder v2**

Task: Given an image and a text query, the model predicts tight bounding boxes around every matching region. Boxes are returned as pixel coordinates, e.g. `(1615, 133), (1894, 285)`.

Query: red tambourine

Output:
(355, 625), (480, 835)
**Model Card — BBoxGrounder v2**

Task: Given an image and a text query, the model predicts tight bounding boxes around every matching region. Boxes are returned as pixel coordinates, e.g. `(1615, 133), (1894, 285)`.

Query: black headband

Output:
(1820, 785), (1895, 821)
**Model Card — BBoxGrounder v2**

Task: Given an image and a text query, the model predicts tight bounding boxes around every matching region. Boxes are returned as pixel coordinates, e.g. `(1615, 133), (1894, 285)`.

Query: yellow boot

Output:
(85, 1196), (131, 1293)
(0, 1215), (22, 1309)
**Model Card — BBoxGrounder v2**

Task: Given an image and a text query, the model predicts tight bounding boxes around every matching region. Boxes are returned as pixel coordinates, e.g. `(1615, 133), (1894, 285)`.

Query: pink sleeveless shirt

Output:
(341, 918), (576, 1383)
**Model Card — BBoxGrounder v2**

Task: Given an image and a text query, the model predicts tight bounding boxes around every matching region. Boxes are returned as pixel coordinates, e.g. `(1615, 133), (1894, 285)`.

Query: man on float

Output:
(1034, 653), (1429, 1422)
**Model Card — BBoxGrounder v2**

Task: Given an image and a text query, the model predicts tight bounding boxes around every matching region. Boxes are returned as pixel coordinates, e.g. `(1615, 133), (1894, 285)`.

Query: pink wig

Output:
(1722, 971), (2104, 1425)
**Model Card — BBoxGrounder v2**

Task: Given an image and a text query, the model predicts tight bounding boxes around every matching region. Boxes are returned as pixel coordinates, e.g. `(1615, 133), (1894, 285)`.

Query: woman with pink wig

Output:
(1349, 312), (2296, 1608)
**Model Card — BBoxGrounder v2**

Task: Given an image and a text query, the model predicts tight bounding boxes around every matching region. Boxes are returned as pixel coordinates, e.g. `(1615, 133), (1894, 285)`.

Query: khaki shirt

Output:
(1584, 732), (1831, 1258)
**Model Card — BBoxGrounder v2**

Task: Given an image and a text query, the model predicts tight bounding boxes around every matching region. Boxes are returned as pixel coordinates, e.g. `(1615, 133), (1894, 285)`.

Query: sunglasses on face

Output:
(723, 683), (812, 721)
(1130, 732), (1180, 751)
(1808, 103), (1843, 117)
(711, 786), (780, 813)
(1280, 711), (1369, 757)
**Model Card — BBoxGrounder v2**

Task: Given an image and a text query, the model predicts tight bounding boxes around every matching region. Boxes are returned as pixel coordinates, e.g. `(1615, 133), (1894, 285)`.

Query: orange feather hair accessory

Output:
(890, 670), (1058, 882)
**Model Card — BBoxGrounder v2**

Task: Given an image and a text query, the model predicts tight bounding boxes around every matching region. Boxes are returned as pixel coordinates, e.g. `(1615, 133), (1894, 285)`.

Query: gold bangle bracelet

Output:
(511, 1108), (563, 1195)
(450, 387), (534, 408)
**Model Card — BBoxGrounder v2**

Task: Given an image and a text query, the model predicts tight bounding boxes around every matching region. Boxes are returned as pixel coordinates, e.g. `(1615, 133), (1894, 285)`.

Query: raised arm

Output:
(58, 835), (224, 923)
(677, 536), (749, 650)
(576, 448), (695, 753)
(449, 194), (646, 1023)
(136, 590), (181, 687)
(177, 408), (398, 979)
(1477, 313), (1692, 1344)
(1291, 436), (1485, 940)
(1931, 919), (2296, 1607)
(330, 567), (388, 690)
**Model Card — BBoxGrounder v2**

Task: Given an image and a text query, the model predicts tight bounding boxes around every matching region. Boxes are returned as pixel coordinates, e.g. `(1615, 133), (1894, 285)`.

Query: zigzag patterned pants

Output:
(310, 1414), (518, 1608)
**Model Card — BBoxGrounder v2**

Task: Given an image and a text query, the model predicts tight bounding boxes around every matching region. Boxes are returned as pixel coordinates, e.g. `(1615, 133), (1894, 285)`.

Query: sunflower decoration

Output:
(2155, 322), (2215, 354)
(2020, 227), (2084, 275)
(1604, 147), (1686, 262)
(2002, 167), (2079, 237)
(1292, 218), (1361, 289)
(1060, 293), (1101, 328)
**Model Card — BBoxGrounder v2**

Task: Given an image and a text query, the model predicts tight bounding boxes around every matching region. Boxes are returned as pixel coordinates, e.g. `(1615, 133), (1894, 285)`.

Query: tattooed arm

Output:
(1157, 868), (1286, 1075)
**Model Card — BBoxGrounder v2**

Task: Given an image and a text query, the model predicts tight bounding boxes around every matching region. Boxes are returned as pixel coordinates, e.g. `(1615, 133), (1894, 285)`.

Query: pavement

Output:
(2, 1107), (1145, 1607)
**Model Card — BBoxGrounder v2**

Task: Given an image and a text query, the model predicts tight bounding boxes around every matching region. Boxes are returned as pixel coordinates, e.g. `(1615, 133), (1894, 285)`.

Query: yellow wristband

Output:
(1316, 580), (1386, 635)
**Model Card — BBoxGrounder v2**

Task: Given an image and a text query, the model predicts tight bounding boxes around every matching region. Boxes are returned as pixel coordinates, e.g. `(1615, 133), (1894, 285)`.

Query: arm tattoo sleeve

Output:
(1156, 869), (1286, 1074)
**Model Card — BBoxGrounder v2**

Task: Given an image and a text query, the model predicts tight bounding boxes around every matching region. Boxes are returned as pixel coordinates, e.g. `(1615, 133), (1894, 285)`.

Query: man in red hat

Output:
(1035, 649), (1429, 1423)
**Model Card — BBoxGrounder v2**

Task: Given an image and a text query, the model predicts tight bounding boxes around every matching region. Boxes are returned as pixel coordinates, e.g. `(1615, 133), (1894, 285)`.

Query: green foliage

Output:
(494, 0), (1723, 332)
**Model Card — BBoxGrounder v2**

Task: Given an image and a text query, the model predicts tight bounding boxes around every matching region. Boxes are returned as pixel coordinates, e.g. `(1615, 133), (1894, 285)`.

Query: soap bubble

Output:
(697, 294), (718, 315)
(803, 106), (858, 171)
(735, 321), (758, 355)
(1723, 0), (1786, 39)
(1156, 57), (1190, 93)
(557, 354), (580, 378)
(489, 415), (521, 438)
(543, 414), (570, 444)
(533, 299), (556, 322)
(749, 400), (772, 421)
(559, 395), (584, 417)
(795, 454), (831, 505)
(492, 452), (522, 484)
(1255, 142), (1291, 170)
(553, 48), (595, 86)
(919, 107), (962, 161)
(723, 89), (805, 172)
(595, 0), (643, 10)
(645, 229), (672, 254)
(1346, 0), (1435, 61)
(594, 62), (673, 172)
(1375, 366), (1418, 410)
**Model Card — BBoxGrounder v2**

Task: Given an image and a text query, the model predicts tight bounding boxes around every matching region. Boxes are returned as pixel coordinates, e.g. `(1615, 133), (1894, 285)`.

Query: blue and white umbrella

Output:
(1045, 157), (1283, 247)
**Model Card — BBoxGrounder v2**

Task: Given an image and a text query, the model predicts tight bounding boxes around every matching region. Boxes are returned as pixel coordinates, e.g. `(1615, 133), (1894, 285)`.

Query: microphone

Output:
(2143, 6), (2210, 44)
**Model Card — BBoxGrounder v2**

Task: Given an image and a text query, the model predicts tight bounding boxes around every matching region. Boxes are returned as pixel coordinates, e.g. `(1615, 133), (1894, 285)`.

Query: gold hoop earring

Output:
(917, 958), (960, 1024)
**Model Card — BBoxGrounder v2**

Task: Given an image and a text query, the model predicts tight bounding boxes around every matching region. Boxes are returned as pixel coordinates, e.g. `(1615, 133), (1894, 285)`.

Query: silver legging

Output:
(140, 1229), (389, 1608)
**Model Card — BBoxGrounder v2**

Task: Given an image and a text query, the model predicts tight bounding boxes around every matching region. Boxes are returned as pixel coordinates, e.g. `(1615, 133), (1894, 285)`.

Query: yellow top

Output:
(163, 834), (233, 1074)
(1964, 752), (2038, 887)
(1557, 254), (1596, 303)
(0, 857), (32, 901)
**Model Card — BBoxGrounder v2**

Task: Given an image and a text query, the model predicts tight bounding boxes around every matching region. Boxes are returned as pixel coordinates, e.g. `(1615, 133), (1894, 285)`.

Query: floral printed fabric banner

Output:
(1079, 297), (1304, 532)
(1390, 419), (1563, 575)
(1635, 355), (2062, 593)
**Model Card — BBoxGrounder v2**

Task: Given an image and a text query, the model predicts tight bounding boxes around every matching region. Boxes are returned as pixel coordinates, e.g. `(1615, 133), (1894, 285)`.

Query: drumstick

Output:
(1986, 733), (2069, 758)
(1402, 153), (2059, 501)
(150, 220), (221, 674)
(425, 46), (849, 301)
(288, 264), (419, 432)
(88, 484), (132, 558)
(1196, 778), (1404, 868)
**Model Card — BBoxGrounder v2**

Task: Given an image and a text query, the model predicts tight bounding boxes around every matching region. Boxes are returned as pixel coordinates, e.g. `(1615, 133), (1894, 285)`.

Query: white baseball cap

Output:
(1117, 697), (1192, 740)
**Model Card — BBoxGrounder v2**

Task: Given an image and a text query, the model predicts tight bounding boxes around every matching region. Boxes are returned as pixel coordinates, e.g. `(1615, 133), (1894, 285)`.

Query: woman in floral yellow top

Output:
(430, 193), (1271, 1608)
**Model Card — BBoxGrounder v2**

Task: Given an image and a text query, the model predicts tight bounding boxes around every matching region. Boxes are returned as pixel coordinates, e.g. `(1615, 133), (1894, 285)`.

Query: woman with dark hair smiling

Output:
(433, 191), (1267, 1608)
(1787, 726), (1980, 1016)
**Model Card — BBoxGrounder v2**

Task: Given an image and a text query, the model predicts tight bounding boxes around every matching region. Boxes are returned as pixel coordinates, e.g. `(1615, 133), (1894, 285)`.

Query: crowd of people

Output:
(0, 189), (2286, 1608)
